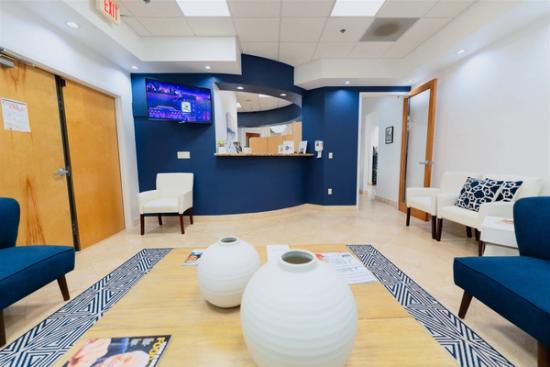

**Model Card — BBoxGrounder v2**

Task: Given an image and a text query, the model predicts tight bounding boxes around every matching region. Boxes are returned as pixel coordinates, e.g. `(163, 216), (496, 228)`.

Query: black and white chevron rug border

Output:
(0, 248), (171, 367)
(349, 244), (514, 367)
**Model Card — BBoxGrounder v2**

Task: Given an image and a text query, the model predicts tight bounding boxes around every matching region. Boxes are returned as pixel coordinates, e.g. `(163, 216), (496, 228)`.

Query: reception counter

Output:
(215, 153), (313, 157)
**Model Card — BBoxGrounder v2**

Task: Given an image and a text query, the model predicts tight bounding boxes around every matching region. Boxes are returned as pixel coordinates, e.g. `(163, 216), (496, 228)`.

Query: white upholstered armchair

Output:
(437, 174), (542, 248)
(138, 173), (194, 235)
(406, 172), (480, 239)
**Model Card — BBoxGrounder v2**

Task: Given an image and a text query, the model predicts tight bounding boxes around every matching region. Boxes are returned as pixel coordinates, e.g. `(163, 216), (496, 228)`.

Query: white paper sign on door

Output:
(1, 98), (31, 132)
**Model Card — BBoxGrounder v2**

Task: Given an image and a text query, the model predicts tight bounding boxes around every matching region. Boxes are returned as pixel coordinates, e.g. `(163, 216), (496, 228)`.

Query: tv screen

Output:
(146, 79), (212, 123)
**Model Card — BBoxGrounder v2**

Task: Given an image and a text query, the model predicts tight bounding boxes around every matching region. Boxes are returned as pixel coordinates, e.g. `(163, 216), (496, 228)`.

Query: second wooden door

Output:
(62, 80), (125, 249)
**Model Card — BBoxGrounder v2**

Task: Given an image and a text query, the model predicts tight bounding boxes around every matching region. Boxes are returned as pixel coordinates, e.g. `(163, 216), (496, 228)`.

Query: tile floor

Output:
(2, 195), (536, 366)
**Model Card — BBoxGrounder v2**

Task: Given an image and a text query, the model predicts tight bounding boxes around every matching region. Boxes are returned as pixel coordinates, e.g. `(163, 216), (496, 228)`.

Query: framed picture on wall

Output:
(385, 126), (394, 144)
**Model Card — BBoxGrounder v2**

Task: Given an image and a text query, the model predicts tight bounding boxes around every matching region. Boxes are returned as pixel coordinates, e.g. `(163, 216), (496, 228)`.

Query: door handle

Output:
(419, 160), (434, 165)
(55, 167), (70, 177)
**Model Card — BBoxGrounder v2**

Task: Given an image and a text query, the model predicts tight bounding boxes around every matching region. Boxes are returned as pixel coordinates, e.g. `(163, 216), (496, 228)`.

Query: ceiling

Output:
(120, 0), (476, 67)
(236, 91), (293, 112)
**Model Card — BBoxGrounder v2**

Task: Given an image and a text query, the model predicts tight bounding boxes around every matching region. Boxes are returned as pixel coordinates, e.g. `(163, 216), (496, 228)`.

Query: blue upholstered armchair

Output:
(454, 197), (550, 367)
(0, 197), (75, 346)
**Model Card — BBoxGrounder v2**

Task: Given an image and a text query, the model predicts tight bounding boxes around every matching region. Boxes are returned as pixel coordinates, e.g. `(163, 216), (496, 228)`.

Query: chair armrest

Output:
(478, 201), (514, 227)
(407, 187), (441, 198)
(177, 191), (193, 213)
(137, 190), (159, 213)
(437, 193), (459, 212)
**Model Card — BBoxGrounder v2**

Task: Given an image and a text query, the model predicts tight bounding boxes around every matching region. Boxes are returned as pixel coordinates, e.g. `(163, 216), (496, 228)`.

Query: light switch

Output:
(177, 151), (190, 159)
(328, 152), (333, 159)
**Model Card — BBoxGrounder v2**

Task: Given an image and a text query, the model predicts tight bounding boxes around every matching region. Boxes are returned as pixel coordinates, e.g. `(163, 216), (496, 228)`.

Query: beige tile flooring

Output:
(3, 194), (535, 366)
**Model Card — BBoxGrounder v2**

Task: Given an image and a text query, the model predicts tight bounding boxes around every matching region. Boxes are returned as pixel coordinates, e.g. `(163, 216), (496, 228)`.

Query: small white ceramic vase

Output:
(197, 236), (260, 308)
(241, 250), (358, 367)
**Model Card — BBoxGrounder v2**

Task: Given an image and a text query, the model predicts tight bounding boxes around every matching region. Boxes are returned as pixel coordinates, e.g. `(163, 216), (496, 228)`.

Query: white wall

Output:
(360, 96), (404, 204)
(0, 2), (138, 228)
(433, 19), (550, 194)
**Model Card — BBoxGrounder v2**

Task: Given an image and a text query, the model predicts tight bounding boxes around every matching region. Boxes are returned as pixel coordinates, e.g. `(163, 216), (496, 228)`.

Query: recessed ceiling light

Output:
(331, 0), (386, 17)
(258, 94), (268, 98)
(236, 86), (244, 90)
(237, 102), (242, 108)
(457, 49), (465, 55)
(205, 65), (212, 70)
(176, 0), (230, 16)
(131, 65), (139, 70)
(345, 80), (350, 85)
(66, 21), (79, 29)
(280, 93), (287, 97)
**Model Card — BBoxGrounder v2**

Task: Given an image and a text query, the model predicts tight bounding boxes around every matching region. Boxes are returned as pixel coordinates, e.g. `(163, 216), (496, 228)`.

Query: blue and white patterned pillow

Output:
(495, 180), (523, 202)
(455, 177), (504, 212)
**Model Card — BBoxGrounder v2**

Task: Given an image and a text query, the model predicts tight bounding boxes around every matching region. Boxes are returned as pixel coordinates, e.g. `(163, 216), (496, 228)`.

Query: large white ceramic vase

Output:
(197, 236), (260, 308)
(241, 250), (358, 367)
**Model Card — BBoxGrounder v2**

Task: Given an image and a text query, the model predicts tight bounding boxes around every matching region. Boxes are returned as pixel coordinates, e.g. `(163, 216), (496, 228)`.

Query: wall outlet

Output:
(328, 152), (333, 159)
(328, 188), (333, 195)
(177, 151), (190, 159)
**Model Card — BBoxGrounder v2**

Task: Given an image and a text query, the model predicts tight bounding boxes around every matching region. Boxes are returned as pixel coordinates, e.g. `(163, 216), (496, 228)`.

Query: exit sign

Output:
(96, 0), (120, 24)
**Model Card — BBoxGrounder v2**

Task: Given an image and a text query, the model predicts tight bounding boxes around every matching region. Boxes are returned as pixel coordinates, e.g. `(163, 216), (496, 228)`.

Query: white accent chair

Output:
(138, 173), (194, 235)
(437, 174), (542, 253)
(406, 172), (480, 239)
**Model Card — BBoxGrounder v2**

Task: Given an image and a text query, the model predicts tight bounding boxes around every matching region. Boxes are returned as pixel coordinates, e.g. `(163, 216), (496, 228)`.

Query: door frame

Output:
(397, 79), (438, 220)
(356, 92), (409, 207)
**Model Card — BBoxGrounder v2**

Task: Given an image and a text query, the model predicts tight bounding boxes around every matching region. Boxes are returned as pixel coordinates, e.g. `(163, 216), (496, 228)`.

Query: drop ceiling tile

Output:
(349, 42), (394, 58)
(187, 17), (236, 36)
(425, 0), (474, 17)
(281, 1), (335, 17)
(385, 17), (451, 57)
(228, 0), (281, 17)
(280, 17), (326, 42)
(138, 17), (194, 36)
(376, 0), (438, 18)
(279, 42), (317, 65)
(121, 0), (183, 17)
(123, 17), (152, 36)
(320, 17), (374, 42)
(234, 18), (280, 42)
(314, 42), (355, 59)
(241, 42), (280, 59)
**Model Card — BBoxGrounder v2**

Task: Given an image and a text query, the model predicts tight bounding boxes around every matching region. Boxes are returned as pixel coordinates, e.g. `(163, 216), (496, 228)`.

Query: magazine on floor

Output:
(182, 249), (203, 266)
(62, 335), (171, 367)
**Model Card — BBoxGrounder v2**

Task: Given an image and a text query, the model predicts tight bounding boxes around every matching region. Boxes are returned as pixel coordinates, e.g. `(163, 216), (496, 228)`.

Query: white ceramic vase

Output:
(197, 236), (260, 308)
(241, 250), (358, 367)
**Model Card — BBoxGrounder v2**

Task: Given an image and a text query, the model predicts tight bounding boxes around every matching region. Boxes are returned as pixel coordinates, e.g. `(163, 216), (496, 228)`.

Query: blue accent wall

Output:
(132, 54), (409, 214)
(237, 104), (301, 127)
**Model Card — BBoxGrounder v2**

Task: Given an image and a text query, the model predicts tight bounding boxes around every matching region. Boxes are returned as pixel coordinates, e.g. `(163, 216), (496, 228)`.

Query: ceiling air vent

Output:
(361, 18), (418, 42)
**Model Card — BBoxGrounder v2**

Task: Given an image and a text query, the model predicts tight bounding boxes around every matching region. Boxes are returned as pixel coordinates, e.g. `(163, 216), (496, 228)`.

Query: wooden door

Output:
(0, 61), (73, 245)
(62, 80), (124, 249)
(398, 79), (438, 220)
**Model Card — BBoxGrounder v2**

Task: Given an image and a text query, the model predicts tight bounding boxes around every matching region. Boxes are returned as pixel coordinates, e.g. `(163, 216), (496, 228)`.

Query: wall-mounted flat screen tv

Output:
(146, 79), (212, 123)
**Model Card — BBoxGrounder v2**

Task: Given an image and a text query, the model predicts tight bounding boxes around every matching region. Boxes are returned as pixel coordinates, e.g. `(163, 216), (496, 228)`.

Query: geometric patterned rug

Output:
(349, 245), (515, 367)
(0, 246), (514, 367)
(0, 248), (172, 367)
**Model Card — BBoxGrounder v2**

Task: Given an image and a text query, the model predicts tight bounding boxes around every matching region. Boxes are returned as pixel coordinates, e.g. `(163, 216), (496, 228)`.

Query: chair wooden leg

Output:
(0, 309), (5, 347)
(466, 226), (472, 238)
(458, 291), (473, 319)
(474, 229), (480, 242)
(406, 207), (411, 226)
(437, 218), (443, 241)
(479, 241), (486, 256)
(140, 214), (145, 236)
(539, 342), (550, 367)
(57, 275), (70, 301)
(189, 208), (193, 225)
(179, 214), (185, 234)
(431, 216), (437, 239)
(158, 215), (162, 225)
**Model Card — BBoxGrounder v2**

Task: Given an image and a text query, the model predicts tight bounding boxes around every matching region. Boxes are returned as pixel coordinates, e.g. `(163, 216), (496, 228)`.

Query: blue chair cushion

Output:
(454, 256), (550, 345)
(0, 246), (75, 309)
